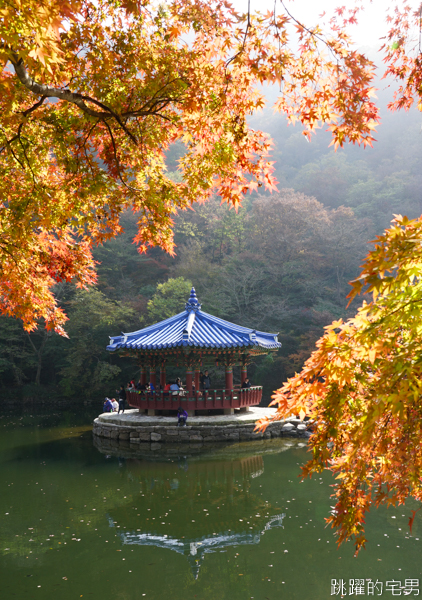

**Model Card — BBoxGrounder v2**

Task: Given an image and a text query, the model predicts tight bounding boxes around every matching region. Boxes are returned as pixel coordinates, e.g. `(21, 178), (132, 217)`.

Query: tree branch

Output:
(225, 0), (251, 69)
(8, 52), (183, 152)
(26, 331), (39, 356)
(10, 53), (137, 144)
(0, 97), (47, 155)
(102, 120), (144, 193)
(0, 126), (25, 168)
(21, 95), (47, 117)
(280, 0), (340, 64)
(82, 119), (101, 178)
(17, 122), (38, 189)
(0, 239), (20, 265)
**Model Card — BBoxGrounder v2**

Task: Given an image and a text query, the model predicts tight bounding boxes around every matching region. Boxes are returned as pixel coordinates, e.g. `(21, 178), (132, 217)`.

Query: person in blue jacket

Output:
(177, 407), (188, 427)
(103, 397), (113, 413)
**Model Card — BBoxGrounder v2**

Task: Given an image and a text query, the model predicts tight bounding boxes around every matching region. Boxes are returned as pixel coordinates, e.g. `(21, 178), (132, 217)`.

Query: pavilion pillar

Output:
(241, 364), (247, 384)
(194, 369), (200, 391)
(225, 365), (233, 390)
(160, 365), (166, 388)
(140, 366), (147, 386)
(149, 366), (157, 387)
(185, 368), (193, 393)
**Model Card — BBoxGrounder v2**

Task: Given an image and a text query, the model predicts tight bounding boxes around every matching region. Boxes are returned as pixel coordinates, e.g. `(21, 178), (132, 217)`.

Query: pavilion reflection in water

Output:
(108, 513), (285, 579)
(104, 450), (285, 578)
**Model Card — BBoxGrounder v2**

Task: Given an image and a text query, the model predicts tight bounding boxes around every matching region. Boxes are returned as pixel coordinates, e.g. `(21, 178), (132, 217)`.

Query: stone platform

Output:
(93, 407), (310, 444)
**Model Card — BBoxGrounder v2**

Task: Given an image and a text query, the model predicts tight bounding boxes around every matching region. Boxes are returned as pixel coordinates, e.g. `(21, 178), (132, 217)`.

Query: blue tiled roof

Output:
(107, 287), (281, 352)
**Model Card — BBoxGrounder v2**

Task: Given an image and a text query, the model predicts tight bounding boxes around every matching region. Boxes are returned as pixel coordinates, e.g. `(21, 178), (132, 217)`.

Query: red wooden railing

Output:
(126, 387), (263, 411)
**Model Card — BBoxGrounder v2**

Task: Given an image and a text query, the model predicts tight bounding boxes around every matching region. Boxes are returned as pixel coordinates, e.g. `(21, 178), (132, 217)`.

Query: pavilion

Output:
(106, 287), (281, 414)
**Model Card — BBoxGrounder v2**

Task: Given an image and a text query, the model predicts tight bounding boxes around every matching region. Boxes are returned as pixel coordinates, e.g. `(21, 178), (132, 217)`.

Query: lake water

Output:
(1, 407), (421, 599)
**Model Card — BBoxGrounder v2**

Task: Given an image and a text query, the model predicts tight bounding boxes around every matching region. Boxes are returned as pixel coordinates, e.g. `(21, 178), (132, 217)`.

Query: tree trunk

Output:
(27, 330), (50, 385)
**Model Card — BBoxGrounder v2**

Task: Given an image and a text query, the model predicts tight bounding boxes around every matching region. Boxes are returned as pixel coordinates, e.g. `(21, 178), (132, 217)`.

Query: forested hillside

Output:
(1, 99), (421, 402)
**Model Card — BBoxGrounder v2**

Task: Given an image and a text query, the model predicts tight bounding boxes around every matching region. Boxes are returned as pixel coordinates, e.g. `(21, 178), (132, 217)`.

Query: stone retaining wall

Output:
(92, 417), (310, 444)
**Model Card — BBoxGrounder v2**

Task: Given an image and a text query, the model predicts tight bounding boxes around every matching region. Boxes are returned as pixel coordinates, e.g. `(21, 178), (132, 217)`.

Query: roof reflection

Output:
(108, 513), (285, 579)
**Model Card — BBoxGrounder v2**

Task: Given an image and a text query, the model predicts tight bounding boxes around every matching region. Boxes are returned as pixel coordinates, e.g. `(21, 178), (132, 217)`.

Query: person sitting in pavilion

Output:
(169, 381), (180, 396)
(177, 406), (188, 427)
(137, 380), (148, 394)
(241, 377), (251, 389)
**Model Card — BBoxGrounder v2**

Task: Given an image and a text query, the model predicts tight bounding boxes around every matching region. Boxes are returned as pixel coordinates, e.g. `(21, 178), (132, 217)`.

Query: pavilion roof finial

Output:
(185, 286), (201, 312)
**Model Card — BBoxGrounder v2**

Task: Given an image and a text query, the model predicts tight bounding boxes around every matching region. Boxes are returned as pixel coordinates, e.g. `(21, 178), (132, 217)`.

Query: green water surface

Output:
(0, 408), (420, 600)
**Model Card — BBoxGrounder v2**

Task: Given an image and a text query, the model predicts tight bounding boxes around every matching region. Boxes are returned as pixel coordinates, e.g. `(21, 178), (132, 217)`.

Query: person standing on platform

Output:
(117, 384), (126, 414)
(202, 370), (211, 390)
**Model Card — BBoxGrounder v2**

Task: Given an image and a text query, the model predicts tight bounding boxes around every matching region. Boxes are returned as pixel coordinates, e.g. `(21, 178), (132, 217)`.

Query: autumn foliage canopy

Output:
(0, 0), (382, 332)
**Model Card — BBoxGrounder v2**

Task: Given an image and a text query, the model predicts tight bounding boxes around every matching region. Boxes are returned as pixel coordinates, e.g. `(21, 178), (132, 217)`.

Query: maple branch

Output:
(17, 122), (38, 189)
(127, 77), (184, 118)
(0, 132), (19, 156)
(21, 95), (47, 117)
(0, 126), (25, 169)
(10, 53), (137, 144)
(273, 0), (283, 89)
(368, 296), (422, 324)
(0, 237), (20, 266)
(102, 120), (144, 193)
(225, 0), (251, 70)
(82, 120), (101, 178)
(127, 99), (174, 121)
(280, 0), (339, 64)
(0, 97), (47, 156)
(419, 3), (422, 54)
